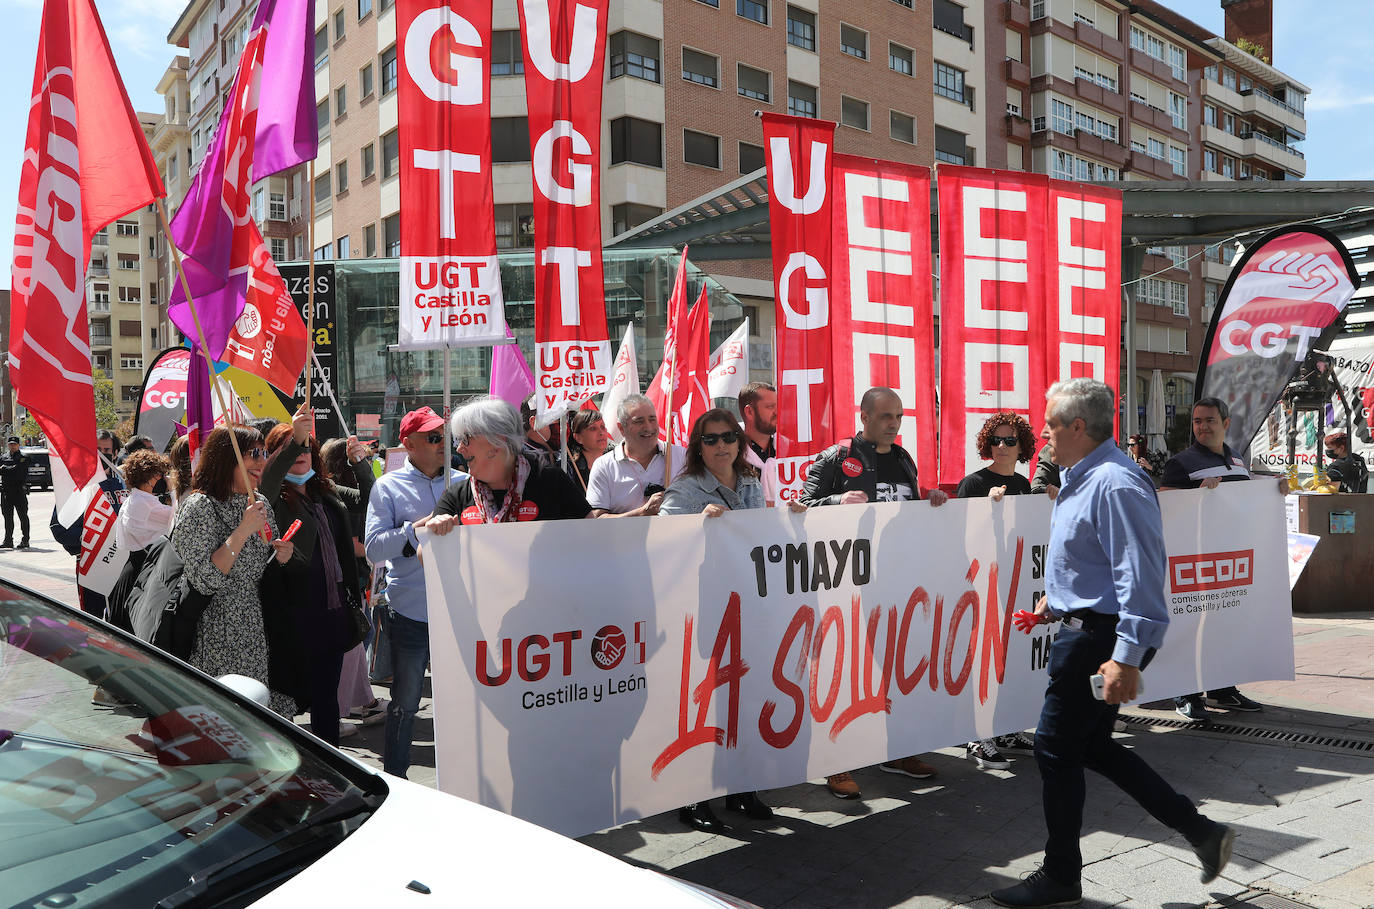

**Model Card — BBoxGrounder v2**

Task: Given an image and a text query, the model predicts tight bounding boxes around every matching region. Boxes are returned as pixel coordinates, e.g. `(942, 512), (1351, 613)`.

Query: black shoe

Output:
(0, 541), (12, 550)
(17, 540), (28, 550)
(1208, 690), (1262, 712)
(1175, 696), (1207, 723)
(677, 802), (726, 833)
(724, 791), (773, 820)
(1192, 823), (1236, 883)
(990, 868), (1082, 907)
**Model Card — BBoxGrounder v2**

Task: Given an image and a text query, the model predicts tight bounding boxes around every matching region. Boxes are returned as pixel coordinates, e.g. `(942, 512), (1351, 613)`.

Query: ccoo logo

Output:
(1168, 549), (1254, 593)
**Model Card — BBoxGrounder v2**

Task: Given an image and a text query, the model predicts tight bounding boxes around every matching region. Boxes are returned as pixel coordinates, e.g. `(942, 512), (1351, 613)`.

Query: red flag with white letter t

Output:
(397, 0), (506, 350)
(520, 0), (612, 424)
(9, 0), (165, 492)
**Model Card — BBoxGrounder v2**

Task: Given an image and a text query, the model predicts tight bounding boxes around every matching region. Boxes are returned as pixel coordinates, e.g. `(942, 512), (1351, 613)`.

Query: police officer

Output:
(0, 437), (31, 549)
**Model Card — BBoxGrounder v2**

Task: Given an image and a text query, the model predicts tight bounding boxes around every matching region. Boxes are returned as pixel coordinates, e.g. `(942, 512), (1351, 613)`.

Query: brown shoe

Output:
(880, 756), (938, 779)
(826, 771), (861, 799)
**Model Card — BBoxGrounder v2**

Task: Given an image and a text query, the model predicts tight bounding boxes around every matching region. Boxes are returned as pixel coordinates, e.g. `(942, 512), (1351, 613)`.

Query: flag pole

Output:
(306, 160), (317, 424)
(155, 197), (251, 495)
(443, 345), (452, 475)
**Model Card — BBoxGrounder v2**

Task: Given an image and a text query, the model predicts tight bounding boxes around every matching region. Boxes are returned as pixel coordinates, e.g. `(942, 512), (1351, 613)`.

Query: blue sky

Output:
(0, 0), (1370, 288)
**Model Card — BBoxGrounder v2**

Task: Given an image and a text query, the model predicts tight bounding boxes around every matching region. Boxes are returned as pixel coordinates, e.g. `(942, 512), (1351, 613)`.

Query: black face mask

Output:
(1324, 449), (1339, 459)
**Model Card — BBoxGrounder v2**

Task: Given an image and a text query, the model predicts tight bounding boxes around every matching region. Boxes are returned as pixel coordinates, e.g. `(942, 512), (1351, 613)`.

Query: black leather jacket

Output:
(801, 434), (919, 506)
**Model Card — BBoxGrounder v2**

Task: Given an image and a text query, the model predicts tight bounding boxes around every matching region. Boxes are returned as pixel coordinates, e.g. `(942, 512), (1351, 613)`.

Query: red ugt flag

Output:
(9, 0), (165, 490)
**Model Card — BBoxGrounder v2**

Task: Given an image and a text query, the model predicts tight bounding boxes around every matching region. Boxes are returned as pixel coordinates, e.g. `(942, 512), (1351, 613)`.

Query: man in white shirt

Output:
(586, 394), (686, 517)
(739, 382), (781, 506)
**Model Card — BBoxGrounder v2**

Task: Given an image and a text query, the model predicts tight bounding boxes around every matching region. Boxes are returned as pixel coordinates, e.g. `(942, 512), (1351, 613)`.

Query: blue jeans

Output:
(1034, 616), (1215, 884)
(382, 609), (430, 777)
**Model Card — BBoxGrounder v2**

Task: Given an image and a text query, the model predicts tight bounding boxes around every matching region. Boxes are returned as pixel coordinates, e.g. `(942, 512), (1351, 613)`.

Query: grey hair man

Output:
(585, 393), (686, 517)
(993, 378), (1233, 907)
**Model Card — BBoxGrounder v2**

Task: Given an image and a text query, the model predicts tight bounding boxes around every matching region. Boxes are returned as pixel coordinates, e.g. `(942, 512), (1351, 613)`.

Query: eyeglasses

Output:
(701, 431), (740, 447)
(989, 436), (1020, 448)
(455, 434), (472, 448)
(245, 447), (267, 460)
(425, 432), (445, 445)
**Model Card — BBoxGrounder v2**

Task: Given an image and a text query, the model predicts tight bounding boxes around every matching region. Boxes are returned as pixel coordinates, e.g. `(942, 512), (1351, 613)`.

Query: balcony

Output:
(1240, 87), (1306, 133)
(1200, 123), (1246, 157)
(1003, 113), (1031, 142)
(1074, 20), (1123, 58)
(1004, 57), (1030, 87)
(1074, 76), (1126, 114)
(91, 233), (108, 247)
(934, 19), (974, 46)
(87, 263), (108, 277)
(1126, 151), (1175, 181)
(1204, 259), (1231, 282)
(1198, 77), (1244, 112)
(88, 300), (111, 314)
(1003, 1), (1029, 29)
(1241, 130), (1307, 176)
(89, 332), (112, 349)
(1129, 48), (1177, 86)
(1129, 99), (1185, 138)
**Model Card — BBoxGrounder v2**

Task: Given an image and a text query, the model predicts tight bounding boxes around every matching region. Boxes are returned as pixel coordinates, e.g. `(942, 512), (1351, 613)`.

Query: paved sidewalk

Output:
(4, 497), (1371, 908)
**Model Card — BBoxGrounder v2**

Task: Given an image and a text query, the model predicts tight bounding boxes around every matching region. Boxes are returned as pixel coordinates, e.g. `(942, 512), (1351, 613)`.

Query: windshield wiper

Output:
(156, 789), (383, 909)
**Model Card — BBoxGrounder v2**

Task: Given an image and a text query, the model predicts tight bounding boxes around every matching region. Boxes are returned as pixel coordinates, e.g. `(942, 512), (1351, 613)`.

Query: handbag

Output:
(343, 584), (370, 652)
(126, 535), (214, 661)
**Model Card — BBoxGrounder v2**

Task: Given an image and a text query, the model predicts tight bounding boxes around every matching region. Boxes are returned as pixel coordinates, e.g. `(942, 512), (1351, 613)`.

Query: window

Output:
(737, 0), (768, 25)
(1169, 45), (1186, 81)
(316, 99), (330, 139)
(1052, 150), (1073, 180)
(361, 143), (375, 179)
(384, 214), (401, 256)
(358, 0), (372, 17)
(363, 224), (376, 257)
(294, 235), (305, 260)
(314, 27), (328, 66)
(315, 244), (330, 261)
(934, 126), (967, 165)
(1204, 148), (1217, 173)
(840, 24), (867, 59)
(1075, 110), (1095, 135)
(610, 203), (662, 237)
(92, 285), (109, 304)
(1204, 104), (1216, 126)
(1169, 146), (1187, 177)
(270, 237), (287, 260)
(1205, 283), (1219, 309)
(1169, 282), (1188, 317)
(786, 6), (815, 50)
(118, 286), (140, 302)
(333, 8), (345, 42)
(890, 110), (915, 144)
(1222, 111), (1234, 135)
(270, 192), (286, 220)
(1032, 0), (1045, 18)
(335, 85), (347, 119)
(683, 129), (721, 168)
(934, 62), (967, 105)
(1169, 92), (1186, 130)
(610, 117), (663, 167)
(314, 171), (332, 205)
(682, 48), (718, 87)
(336, 161), (349, 194)
(934, 0), (973, 42)
(1221, 155), (1234, 179)
(1051, 98), (1073, 134)
(492, 30), (524, 76)
(1148, 137), (1165, 160)
(737, 64), (770, 101)
(739, 141), (765, 173)
(841, 96), (869, 130)
(1222, 67), (1236, 90)
(1075, 157), (1093, 181)
(609, 31), (660, 82)
(382, 129), (400, 177)
(495, 203), (536, 248)
(889, 42), (913, 76)
(360, 62), (374, 98)
(693, 0), (719, 6)
(118, 319), (140, 337)
(381, 46), (398, 94)
(117, 254), (138, 271)
(1096, 68), (1117, 92)
(787, 81), (817, 118)
(121, 356), (144, 371)
(489, 117), (530, 163)
(1204, 63), (1218, 82)
(116, 220), (139, 236)
(122, 385), (141, 403)
(336, 236), (351, 260)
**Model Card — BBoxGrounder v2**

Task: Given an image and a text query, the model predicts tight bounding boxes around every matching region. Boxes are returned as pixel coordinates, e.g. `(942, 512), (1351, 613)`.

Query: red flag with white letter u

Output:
(9, 0), (165, 492)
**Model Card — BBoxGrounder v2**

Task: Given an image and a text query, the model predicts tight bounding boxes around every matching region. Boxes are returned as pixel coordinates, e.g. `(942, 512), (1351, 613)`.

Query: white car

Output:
(0, 581), (757, 908)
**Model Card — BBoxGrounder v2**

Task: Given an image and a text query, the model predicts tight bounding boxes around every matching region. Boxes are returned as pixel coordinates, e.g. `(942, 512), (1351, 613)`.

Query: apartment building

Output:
(151, 55), (193, 361)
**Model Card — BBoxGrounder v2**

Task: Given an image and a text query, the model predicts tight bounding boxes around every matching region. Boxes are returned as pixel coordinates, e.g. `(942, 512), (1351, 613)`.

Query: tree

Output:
(93, 368), (120, 431)
(1235, 37), (1270, 63)
(19, 414), (41, 445)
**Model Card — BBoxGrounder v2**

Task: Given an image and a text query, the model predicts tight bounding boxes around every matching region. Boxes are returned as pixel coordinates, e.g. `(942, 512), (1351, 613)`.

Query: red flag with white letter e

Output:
(9, 0), (165, 492)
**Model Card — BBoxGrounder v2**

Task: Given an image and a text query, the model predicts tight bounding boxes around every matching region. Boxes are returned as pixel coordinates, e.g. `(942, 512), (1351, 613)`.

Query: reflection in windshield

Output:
(0, 591), (384, 908)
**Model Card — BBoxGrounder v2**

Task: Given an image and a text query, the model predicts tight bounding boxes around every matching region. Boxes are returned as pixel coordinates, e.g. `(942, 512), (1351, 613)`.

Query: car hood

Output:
(252, 772), (732, 907)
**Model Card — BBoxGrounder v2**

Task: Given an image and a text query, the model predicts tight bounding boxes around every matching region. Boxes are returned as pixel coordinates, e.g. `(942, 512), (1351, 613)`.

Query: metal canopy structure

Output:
(609, 174), (1374, 255)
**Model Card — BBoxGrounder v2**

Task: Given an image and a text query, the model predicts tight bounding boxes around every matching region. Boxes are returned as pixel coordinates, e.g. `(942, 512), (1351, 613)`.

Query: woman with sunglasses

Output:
(956, 412), (1037, 771)
(660, 409), (804, 831)
(171, 425), (296, 716)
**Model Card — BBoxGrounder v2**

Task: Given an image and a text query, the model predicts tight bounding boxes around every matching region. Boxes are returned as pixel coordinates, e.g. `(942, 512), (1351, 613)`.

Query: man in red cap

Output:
(364, 406), (466, 777)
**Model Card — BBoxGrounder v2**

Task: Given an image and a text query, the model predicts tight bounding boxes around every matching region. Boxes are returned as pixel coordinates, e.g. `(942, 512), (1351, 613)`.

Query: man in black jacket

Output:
(0, 437), (30, 549)
(800, 387), (947, 798)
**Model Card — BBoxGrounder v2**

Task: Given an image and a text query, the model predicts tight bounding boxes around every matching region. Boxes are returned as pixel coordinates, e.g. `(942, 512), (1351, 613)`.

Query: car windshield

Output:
(0, 584), (386, 908)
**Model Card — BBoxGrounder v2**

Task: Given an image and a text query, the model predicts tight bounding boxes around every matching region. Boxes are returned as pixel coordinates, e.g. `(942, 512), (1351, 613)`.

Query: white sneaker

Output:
(348, 698), (389, 726)
(337, 722), (359, 739)
(965, 739), (1012, 770)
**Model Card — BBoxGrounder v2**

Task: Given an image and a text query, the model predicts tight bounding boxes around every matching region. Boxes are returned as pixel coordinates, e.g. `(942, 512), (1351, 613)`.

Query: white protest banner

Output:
(422, 482), (1290, 837)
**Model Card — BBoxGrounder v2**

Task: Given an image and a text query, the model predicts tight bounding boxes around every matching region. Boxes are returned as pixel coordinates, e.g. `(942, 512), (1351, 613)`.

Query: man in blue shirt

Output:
(365, 407), (466, 777)
(991, 379), (1233, 908)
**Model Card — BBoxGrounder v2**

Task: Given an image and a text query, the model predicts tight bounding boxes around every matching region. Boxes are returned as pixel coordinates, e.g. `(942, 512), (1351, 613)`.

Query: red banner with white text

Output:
(396, 0), (505, 349)
(762, 113), (836, 498)
(520, 0), (612, 422)
(831, 155), (936, 491)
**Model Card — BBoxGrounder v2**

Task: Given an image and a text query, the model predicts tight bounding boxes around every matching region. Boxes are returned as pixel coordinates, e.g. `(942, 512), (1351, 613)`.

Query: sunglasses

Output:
(701, 431), (740, 447)
(989, 436), (1020, 448)
(425, 432), (445, 445)
(245, 447), (268, 460)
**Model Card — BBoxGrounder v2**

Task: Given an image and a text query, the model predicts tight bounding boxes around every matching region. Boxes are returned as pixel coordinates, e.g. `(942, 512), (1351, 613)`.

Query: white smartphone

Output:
(1090, 673), (1144, 700)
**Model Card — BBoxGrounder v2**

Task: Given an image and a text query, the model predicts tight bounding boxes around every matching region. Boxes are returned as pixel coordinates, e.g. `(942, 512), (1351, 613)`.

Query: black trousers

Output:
(1033, 616), (1215, 883)
(1, 489), (29, 543)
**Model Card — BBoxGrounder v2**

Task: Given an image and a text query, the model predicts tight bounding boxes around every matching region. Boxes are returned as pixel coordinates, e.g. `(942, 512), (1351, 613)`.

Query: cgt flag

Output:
(1197, 226), (1359, 454)
(9, 0), (165, 493)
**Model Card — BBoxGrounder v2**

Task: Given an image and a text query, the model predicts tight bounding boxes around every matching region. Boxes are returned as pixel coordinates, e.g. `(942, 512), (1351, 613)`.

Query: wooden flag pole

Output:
(305, 160), (317, 424)
(155, 197), (251, 496)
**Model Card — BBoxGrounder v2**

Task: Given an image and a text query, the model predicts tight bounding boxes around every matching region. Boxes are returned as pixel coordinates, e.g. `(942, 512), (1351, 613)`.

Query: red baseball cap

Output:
(399, 407), (445, 440)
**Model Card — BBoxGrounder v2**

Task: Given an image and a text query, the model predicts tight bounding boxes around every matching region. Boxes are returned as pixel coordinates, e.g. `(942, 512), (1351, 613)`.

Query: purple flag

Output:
(490, 325), (535, 407)
(168, 0), (316, 358)
(185, 345), (215, 459)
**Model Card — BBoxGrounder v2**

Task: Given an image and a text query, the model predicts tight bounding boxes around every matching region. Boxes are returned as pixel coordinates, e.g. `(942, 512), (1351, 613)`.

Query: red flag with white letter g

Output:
(520, 0), (612, 425)
(9, 0), (165, 492)
(397, 0), (506, 350)
(762, 113), (836, 496)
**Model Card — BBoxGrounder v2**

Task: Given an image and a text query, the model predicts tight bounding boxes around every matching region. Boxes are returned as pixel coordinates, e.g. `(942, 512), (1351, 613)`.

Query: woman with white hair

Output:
(428, 396), (594, 530)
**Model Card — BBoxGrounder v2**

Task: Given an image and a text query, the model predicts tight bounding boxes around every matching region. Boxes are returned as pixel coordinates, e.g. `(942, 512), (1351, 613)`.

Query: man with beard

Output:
(738, 382), (781, 506)
(586, 394), (686, 517)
